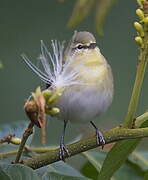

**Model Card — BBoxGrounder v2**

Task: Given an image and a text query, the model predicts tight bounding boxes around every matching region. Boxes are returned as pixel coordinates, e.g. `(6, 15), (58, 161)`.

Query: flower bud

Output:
(135, 36), (144, 48)
(12, 138), (22, 145)
(46, 107), (60, 116)
(135, 36), (143, 46)
(143, 16), (148, 25)
(47, 91), (62, 105)
(134, 22), (144, 37)
(42, 89), (52, 100)
(136, 9), (144, 20)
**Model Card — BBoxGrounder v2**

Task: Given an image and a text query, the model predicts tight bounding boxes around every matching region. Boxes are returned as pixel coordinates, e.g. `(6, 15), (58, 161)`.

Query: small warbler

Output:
(22, 31), (114, 160)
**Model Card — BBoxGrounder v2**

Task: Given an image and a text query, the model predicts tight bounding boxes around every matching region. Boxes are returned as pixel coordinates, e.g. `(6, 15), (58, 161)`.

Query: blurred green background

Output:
(0, 0), (147, 147)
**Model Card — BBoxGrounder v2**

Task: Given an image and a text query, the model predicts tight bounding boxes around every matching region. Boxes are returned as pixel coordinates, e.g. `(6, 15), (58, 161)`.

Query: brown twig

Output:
(0, 134), (15, 144)
(14, 122), (34, 163)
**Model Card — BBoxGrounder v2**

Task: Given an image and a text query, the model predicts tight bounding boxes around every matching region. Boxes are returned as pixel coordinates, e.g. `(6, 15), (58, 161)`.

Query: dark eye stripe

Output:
(73, 43), (97, 51)
(88, 43), (97, 49)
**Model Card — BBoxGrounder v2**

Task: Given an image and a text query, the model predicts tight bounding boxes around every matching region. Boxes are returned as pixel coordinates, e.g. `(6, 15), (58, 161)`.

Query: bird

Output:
(22, 31), (114, 160)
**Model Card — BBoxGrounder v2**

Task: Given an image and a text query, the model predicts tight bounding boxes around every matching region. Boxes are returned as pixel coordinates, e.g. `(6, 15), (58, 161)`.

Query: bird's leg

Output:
(59, 120), (70, 161)
(90, 121), (105, 148)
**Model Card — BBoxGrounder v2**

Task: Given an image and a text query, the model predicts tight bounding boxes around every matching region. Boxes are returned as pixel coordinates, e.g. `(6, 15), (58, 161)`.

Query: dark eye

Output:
(77, 45), (83, 49)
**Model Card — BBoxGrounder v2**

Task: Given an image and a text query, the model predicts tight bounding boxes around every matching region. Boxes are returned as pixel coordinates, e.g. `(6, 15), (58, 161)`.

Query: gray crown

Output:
(72, 31), (96, 44)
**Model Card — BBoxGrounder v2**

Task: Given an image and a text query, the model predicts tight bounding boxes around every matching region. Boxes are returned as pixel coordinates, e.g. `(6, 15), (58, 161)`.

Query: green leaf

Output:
(82, 150), (106, 172)
(128, 151), (148, 171)
(98, 139), (141, 180)
(81, 150), (107, 179)
(95, 0), (115, 36)
(81, 159), (143, 180)
(36, 161), (85, 178)
(82, 150), (143, 179)
(0, 164), (40, 180)
(42, 172), (91, 180)
(0, 166), (10, 180)
(113, 162), (143, 180)
(81, 162), (98, 180)
(67, 0), (95, 28)
(48, 161), (84, 177)
(0, 60), (3, 69)
(144, 170), (148, 180)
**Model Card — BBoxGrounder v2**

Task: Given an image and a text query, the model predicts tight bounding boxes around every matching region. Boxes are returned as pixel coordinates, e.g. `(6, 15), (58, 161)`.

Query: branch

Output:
(0, 112), (147, 159)
(23, 127), (148, 169)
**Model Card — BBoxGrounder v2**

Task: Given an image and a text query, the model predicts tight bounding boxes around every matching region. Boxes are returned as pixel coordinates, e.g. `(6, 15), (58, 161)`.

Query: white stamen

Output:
(22, 40), (85, 89)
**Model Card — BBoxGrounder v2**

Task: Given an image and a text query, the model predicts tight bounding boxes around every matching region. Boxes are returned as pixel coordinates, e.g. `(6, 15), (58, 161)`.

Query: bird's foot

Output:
(59, 143), (70, 161)
(96, 129), (105, 149)
(90, 121), (105, 149)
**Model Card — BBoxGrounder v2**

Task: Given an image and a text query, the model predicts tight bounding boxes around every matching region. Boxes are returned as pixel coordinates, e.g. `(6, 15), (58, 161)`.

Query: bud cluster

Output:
(24, 87), (62, 128)
(134, 0), (148, 47)
(42, 88), (62, 116)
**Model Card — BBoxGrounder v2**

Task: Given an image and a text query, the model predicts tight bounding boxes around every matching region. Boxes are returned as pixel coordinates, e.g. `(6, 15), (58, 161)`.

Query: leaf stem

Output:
(123, 47), (148, 128)
(0, 147), (57, 159)
(135, 111), (148, 128)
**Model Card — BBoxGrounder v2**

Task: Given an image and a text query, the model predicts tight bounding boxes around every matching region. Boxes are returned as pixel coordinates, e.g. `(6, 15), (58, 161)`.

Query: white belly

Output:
(56, 84), (113, 123)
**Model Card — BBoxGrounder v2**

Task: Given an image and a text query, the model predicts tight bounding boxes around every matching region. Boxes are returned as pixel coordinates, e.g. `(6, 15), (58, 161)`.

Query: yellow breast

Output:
(70, 48), (110, 85)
